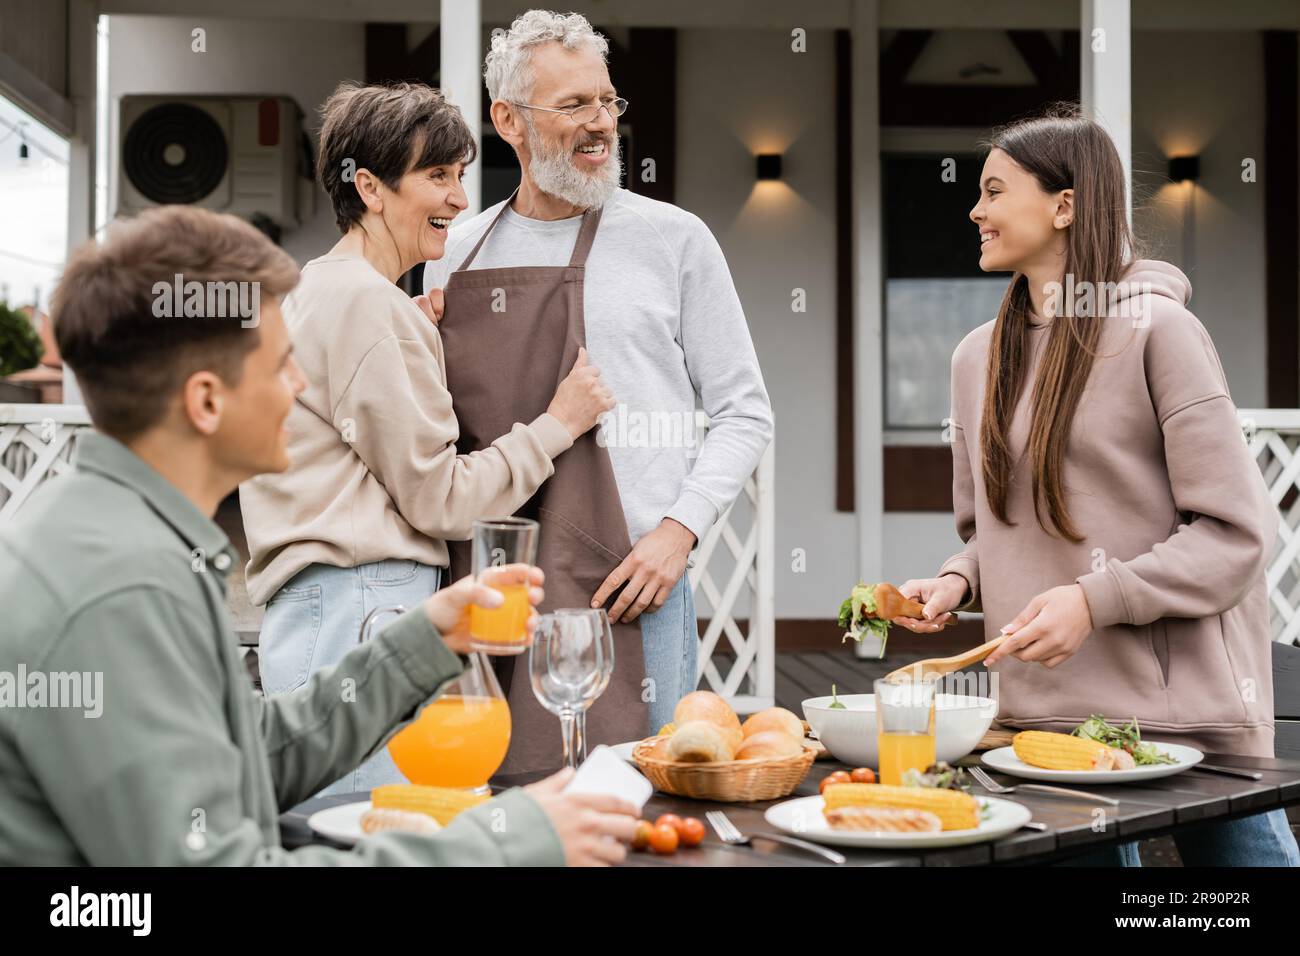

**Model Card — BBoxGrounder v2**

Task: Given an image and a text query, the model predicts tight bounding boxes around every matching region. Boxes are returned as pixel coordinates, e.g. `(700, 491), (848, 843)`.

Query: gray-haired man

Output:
(424, 10), (773, 734)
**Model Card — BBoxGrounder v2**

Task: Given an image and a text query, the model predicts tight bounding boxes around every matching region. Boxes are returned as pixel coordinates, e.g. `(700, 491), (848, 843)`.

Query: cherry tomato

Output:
(655, 813), (685, 836)
(850, 767), (877, 784)
(631, 819), (653, 851)
(649, 823), (679, 854)
(819, 770), (852, 794)
(679, 817), (706, 847)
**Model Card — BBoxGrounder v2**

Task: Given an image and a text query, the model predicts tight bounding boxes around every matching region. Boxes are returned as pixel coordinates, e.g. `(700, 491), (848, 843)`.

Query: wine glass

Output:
(363, 605), (512, 795)
(573, 609), (614, 764)
(528, 608), (613, 768)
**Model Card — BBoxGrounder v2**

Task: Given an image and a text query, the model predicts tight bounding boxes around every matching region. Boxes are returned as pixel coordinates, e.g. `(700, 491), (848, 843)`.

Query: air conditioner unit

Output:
(117, 94), (306, 230)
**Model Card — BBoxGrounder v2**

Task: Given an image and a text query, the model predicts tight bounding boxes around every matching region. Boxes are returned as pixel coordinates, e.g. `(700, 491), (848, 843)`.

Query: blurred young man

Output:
(0, 205), (636, 865)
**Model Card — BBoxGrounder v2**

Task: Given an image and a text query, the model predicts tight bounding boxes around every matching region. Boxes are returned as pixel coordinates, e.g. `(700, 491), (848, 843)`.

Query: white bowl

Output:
(802, 693), (997, 767)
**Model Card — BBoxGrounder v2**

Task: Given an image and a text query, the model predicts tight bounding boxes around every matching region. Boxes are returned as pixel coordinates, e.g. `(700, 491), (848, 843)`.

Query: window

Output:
(882, 151), (1006, 430)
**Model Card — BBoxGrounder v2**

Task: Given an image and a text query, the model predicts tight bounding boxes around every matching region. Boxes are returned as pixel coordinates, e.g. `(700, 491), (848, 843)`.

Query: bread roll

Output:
(741, 707), (805, 741)
(666, 720), (735, 762)
(734, 729), (803, 761)
(673, 691), (743, 751)
(360, 807), (441, 836)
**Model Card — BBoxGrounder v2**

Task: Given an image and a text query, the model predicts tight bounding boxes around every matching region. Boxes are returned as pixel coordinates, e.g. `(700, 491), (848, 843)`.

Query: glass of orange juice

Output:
(874, 677), (937, 786)
(468, 517), (538, 654)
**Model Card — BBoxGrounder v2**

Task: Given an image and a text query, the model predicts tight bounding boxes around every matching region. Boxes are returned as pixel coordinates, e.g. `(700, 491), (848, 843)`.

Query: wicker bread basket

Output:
(632, 736), (817, 801)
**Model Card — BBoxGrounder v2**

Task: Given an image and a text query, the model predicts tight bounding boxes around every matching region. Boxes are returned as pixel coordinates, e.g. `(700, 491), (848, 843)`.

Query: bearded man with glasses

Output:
(424, 10), (773, 768)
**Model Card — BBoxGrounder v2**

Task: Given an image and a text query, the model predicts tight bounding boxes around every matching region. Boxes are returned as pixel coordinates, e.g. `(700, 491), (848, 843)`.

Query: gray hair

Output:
(484, 10), (609, 103)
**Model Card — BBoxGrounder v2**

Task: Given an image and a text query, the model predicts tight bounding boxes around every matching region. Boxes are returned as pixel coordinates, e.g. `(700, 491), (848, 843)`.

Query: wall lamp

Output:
(1168, 155), (1200, 183)
(756, 153), (783, 181)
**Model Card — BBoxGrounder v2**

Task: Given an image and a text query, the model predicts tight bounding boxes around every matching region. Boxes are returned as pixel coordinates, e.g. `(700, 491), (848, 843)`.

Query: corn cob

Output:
(371, 784), (490, 825)
(1013, 730), (1111, 771)
(821, 783), (979, 831)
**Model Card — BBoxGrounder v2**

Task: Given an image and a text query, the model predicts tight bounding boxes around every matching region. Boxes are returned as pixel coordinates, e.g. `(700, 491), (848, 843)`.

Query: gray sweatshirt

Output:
(940, 260), (1279, 757)
(425, 189), (774, 544)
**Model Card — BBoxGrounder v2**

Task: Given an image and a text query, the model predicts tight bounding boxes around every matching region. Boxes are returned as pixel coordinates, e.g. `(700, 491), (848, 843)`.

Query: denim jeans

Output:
(1056, 809), (1300, 866)
(639, 574), (699, 736)
(258, 559), (443, 796)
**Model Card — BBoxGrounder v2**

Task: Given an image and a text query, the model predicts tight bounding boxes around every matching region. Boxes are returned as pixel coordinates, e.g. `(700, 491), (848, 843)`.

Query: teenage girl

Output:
(898, 107), (1299, 867)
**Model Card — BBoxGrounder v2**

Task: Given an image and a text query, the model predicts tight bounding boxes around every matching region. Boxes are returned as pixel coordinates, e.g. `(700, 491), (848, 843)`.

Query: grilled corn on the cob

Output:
(1013, 730), (1112, 770)
(371, 784), (490, 825)
(821, 783), (979, 831)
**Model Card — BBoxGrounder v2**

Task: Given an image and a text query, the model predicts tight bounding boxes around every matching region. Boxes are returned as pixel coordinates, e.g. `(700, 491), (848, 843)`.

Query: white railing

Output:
(0, 404), (92, 521)
(687, 410), (776, 714)
(1240, 409), (1300, 646)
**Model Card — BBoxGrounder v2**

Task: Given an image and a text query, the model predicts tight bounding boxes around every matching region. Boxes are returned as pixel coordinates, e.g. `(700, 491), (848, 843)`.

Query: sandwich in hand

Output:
(837, 582), (957, 659)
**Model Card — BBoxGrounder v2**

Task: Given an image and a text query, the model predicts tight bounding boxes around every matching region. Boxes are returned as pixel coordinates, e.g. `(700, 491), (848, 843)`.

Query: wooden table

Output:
(282, 751), (1300, 866)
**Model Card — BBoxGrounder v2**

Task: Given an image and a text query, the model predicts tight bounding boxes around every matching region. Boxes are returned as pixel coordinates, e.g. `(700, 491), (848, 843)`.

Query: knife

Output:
(1192, 763), (1263, 780)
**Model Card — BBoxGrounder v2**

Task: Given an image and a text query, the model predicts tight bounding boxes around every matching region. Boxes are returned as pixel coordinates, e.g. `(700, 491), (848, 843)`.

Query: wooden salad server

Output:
(880, 634), (1009, 685)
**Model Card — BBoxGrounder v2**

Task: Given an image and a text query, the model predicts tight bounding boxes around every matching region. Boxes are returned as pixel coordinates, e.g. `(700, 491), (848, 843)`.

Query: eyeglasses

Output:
(508, 97), (629, 125)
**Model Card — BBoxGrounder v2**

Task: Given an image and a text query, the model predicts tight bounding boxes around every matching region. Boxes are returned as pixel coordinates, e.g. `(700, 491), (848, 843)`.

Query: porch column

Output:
(63, 0), (98, 404)
(1080, 0), (1133, 223)
(851, 0), (884, 626)
(440, 0), (482, 216)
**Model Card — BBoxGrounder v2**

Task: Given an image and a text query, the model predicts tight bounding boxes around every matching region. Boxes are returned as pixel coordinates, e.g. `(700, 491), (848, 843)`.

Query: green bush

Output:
(0, 302), (44, 377)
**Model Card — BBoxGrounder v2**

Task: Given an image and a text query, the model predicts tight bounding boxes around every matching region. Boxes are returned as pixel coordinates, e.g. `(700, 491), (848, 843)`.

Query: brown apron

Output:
(438, 193), (650, 774)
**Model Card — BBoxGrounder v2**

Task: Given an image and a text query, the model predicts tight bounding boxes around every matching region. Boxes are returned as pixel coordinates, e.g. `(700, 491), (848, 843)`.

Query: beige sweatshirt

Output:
(241, 253), (572, 607)
(941, 260), (1279, 757)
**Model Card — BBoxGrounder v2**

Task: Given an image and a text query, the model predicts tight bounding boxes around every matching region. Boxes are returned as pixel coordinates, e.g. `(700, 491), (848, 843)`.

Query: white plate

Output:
(306, 800), (373, 846)
(981, 741), (1203, 783)
(610, 741), (639, 763)
(763, 794), (1031, 849)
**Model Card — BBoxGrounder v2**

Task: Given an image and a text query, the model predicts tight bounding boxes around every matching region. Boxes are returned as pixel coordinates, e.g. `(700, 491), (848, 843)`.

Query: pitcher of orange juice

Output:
(362, 606), (512, 794)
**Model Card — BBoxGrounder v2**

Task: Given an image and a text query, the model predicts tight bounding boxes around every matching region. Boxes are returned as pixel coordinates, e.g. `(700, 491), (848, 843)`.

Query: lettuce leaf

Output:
(838, 583), (893, 658)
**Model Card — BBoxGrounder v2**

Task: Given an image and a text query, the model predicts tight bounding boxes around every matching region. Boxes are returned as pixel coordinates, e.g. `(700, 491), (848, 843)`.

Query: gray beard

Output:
(525, 120), (622, 210)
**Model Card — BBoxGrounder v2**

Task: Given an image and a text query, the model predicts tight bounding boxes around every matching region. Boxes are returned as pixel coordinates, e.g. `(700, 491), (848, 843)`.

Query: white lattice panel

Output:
(0, 405), (92, 521)
(687, 411), (775, 714)
(1240, 409), (1300, 646)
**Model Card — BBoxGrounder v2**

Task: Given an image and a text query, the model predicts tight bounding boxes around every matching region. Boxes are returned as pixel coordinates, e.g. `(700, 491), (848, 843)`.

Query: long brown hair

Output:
(978, 106), (1137, 541)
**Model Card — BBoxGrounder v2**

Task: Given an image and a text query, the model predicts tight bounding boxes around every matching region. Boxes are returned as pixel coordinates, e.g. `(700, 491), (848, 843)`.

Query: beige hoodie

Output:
(941, 260), (1279, 757)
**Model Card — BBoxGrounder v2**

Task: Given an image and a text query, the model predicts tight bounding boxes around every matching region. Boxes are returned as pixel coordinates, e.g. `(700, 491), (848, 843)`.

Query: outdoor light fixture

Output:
(756, 153), (782, 180)
(1168, 155), (1200, 183)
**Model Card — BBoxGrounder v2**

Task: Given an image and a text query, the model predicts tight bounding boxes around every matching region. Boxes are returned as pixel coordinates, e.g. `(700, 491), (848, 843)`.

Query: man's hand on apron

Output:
(412, 288), (445, 326)
(591, 518), (697, 623)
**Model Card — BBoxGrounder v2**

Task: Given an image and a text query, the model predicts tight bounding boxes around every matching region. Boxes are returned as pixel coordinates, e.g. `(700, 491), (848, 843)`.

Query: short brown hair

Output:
(316, 81), (477, 233)
(53, 205), (299, 439)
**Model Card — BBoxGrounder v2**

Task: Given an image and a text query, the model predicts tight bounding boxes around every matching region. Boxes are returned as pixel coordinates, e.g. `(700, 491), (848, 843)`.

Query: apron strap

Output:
(455, 187), (607, 272)
(566, 204), (604, 268)
(454, 188), (518, 272)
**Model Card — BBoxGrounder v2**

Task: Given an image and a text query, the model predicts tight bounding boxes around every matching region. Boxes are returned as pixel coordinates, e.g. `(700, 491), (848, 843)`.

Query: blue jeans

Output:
(1057, 809), (1300, 866)
(639, 575), (698, 736)
(259, 559), (443, 796)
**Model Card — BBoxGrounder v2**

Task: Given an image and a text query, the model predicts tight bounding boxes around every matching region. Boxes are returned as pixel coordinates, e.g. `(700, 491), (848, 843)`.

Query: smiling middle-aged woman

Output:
(240, 81), (614, 795)
(895, 106), (1299, 867)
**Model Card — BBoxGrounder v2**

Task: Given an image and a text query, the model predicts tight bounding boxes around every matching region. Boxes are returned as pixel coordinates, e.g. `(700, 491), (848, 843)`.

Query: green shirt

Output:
(0, 432), (564, 866)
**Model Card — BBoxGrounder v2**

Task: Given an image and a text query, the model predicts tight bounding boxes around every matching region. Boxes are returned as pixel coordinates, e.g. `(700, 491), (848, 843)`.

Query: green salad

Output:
(837, 583), (892, 659)
(1072, 714), (1177, 766)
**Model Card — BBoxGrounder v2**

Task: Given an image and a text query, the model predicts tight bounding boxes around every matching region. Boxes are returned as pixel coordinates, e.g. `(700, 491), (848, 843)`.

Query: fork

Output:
(970, 765), (1121, 807)
(705, 810), (847, 865)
